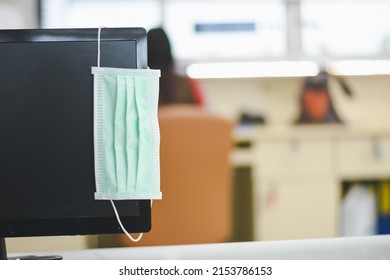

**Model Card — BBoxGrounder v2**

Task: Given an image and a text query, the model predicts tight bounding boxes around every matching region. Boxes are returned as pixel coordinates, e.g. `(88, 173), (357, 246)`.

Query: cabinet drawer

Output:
(254, 139), (333, 176)
(337, 137), (390, 178)
(254, 176), (338, 241)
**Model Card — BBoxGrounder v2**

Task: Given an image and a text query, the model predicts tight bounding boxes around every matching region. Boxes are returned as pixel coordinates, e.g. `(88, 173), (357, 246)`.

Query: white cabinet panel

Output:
(252, 139), (337, 241)
(254, 176), (338, 241)
(337, 137), (390, 178)
(255, 139), (333, 176)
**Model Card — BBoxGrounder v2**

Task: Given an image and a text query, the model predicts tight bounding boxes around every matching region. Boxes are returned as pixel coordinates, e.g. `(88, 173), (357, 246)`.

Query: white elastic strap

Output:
(110, 200), (143, 243)
(97, 27), (103, 68)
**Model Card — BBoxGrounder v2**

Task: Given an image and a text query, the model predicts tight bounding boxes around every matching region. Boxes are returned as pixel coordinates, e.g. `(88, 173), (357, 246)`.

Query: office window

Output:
(301, 0), (390, 58)
(39, 0), (390, 64)
(40, 0), (161, 29)
(164, 0), (286, 61)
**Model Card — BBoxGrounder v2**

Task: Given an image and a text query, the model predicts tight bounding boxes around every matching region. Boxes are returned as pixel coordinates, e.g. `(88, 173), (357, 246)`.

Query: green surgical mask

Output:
(92, 29), (161, 201)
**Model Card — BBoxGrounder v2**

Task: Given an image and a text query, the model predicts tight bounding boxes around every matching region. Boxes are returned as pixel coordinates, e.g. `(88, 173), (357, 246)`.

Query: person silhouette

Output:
(295, 71), (342, 124)
(147, 27), (204, 106)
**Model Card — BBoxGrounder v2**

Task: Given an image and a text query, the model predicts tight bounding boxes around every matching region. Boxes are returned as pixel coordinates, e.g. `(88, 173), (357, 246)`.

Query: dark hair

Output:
(147, 27), (174, 71)
(295, 71), (342, 124)
(303, 71), (329, 91)
(147, 28), (177, 105)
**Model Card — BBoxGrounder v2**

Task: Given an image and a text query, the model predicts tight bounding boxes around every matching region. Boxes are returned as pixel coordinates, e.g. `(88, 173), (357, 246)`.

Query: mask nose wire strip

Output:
(110, 200), (143, 242)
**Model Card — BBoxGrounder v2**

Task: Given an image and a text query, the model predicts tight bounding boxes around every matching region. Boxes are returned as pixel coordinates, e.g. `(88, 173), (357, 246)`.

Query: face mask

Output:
(92, 28), (161, 201)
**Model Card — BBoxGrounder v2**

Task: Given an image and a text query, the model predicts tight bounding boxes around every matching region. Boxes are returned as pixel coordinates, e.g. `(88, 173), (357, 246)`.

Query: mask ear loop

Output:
(110, 199), (154, 242)
(110, 200), (143, 242)
(97, 26), (103, 68)
(97, 26), (144, 243)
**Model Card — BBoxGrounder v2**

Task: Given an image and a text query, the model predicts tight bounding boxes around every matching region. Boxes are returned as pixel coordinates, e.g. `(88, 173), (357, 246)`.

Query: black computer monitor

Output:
(0, 28), (151, 259)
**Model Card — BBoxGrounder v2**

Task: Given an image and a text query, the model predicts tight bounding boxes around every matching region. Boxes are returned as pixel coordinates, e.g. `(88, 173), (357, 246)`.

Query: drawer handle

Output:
(372, 138), (383, 161)
(285, 139), (304, 166)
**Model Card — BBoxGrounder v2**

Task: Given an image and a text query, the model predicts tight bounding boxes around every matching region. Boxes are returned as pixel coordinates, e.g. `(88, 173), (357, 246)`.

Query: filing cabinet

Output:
(248, 128), (390, 241)
(252, 138), (338, 240)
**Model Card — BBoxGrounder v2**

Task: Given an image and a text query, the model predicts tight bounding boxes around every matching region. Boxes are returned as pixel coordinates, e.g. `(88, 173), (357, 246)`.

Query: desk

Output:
(16, 235), (390, 260)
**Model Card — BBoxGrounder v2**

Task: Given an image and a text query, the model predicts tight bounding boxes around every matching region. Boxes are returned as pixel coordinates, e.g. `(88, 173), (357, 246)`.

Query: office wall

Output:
(201, 75), (390, 130)
(6, 236), (92, 254)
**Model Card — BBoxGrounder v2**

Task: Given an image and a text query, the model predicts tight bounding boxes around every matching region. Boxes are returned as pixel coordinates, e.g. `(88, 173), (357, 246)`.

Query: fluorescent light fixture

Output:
(327, 60), (390, 76)
(186, 61), (319, 79)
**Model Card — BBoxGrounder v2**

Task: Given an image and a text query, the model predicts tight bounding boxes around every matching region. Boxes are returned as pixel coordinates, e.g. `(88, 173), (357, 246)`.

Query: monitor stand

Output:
(0, 237), (6, 260)
(0, 237), (62, 260)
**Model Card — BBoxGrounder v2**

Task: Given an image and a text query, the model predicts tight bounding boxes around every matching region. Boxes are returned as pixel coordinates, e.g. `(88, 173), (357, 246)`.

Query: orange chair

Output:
(118, 105), (234, 246)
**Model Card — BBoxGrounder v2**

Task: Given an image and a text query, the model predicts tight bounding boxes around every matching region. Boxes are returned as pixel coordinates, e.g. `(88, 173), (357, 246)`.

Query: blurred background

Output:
(2, 0), (390, 252)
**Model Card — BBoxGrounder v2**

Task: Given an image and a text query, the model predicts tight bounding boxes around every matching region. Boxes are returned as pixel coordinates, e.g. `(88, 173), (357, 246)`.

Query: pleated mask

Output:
(92, 29), (161, 201)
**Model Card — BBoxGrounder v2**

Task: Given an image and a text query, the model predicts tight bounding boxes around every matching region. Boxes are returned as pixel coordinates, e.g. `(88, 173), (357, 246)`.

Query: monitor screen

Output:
(0, 28), (151, 238)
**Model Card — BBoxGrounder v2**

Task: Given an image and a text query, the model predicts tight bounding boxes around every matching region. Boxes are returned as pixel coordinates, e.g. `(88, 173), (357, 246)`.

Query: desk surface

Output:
(23, 235), (390, 260)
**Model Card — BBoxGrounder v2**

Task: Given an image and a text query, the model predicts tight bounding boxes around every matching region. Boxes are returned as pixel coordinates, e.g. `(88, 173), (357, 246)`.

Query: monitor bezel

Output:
(0, 28), (148, 70)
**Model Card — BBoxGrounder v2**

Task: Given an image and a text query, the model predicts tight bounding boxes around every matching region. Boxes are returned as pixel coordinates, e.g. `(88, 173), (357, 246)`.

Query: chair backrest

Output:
(118, 105), (234, 246)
